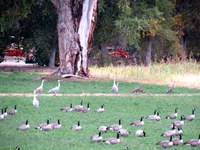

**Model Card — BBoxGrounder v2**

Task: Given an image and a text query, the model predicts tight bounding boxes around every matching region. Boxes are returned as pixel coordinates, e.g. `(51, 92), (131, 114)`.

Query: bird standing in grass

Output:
(132, 85), (144, 93)
(48, 80), (60, 96)
(34, 80), (45, 94)
(111, 78), (119, 94)
(167, 81), (175, 94)
(33, 91), (39, 109)
(17, 120), (30, 131)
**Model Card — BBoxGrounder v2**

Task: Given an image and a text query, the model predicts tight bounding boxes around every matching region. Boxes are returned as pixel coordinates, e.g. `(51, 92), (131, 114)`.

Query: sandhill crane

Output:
(111, 78), (119, 94)
(34, 80), (45, 94)
(33, 91), (39, 109)
(48, 80), (60, 96)
(132, 85), (144, 93)
(167, 82), (175, 94)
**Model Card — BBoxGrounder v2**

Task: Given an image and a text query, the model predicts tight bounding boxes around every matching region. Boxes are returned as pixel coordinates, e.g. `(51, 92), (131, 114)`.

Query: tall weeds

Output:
(90, 61), (200, 89)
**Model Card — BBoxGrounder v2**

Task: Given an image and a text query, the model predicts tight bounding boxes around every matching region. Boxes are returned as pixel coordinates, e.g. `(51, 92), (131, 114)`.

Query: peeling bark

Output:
(51, 0), (98, 77)
(144, 36), (153, 66)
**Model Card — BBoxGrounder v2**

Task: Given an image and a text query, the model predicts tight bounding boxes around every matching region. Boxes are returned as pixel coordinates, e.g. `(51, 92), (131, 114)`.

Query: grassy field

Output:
(90, 61), (200, 89)
(0, 71), (200, 150)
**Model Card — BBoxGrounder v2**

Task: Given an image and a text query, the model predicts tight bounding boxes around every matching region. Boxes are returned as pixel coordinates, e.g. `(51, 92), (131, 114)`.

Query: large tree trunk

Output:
(51, 0), (98, 77)
(48, 35), (57, 68)
(144, 36), (153, 66)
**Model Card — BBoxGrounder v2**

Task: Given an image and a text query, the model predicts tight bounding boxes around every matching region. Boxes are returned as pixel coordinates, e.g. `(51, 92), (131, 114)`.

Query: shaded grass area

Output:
(0, 72), (199, 94)
(0, 96), (200, 150)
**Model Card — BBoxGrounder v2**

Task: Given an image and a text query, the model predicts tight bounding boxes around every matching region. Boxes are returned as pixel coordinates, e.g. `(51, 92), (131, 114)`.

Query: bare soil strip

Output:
(0, 93), (200, 97)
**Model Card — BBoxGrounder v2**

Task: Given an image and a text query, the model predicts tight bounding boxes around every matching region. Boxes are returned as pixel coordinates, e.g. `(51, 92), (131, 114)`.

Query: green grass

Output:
(0, 72), (199, 94)
(0, 71), (200, 149)
(0, 96), (200, 150)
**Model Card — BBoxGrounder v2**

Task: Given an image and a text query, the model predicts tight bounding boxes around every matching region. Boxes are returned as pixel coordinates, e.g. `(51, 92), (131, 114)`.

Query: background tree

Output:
(51, 0), (98, 77)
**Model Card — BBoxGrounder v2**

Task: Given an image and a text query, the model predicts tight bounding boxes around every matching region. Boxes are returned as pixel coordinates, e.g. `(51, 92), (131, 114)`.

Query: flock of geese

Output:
(1, 79), (199, 149)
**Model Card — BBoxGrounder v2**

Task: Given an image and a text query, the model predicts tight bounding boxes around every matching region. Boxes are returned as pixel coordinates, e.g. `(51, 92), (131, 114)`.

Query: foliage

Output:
(0, 0), (57, 66)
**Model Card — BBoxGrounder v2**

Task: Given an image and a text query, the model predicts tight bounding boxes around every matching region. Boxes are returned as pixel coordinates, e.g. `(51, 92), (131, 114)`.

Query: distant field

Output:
(0, 72), (200, 149)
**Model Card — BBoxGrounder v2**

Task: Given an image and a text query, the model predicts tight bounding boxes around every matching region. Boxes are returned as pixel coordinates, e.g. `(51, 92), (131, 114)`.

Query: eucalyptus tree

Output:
(51, 0), (98, 77)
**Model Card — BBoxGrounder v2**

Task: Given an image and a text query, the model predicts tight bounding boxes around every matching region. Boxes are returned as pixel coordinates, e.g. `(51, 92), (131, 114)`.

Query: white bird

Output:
(33, 91), (39, 109)
(111, 78), (119, 94)
(34, 80), (45, 94)
(48, 80), (60, 96)
(3, 107), (8, 118)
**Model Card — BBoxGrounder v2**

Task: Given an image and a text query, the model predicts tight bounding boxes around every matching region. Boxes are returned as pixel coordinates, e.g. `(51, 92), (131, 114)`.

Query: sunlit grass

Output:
(90, 61), (200, 89)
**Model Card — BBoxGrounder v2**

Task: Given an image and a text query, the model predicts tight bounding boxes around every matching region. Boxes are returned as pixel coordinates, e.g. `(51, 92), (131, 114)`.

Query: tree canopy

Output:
(0, 0), (199, 67)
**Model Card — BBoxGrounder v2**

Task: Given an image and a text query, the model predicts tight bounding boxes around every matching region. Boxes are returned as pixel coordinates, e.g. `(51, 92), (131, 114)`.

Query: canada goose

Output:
(118, 128), (130, 136)
(167, 81), (175, 94)
(166, 108), (178, 119)
(79, 103), (90, 113)
(35, 118), (51, 129)
(48, 80), (60, 96)
(39, 119), (52, 131)
(161, 123), (176, 137)
(155, 111), (161, 121)
(71, 121), (81, 131)
(3, 107), (8, 117)
(172, 134), (183, 145)
(0, 108), (4, 120)
(91, 131), (103, 142)
(175, 127), (183, 136)
(146, 110), (157, 120)
(17, 120), (30, 131)
(157, 136), (173, 148)
(33, 91), (39, 109)
(97, 126), (108, 132)
(184, 134), (200, 147)
(16, 146), (20, 150)
(7, 105), (17, 115)
(103, 131), (120, 144)
(96, 104), (105, 113)
(73, 100), (83, 111)
(107, 119), (122, 131)
(130, 116), (144, 126)
(135, 129), (146, 137)
(111, 78), (119, 94)
(170, 115), (185, 128)
(51, 119), (62, 129)
(132, 85), (144, 93)
(185, 109), (196, 121)
(34, 79), (45, 94)
(60, 103), (74, 112)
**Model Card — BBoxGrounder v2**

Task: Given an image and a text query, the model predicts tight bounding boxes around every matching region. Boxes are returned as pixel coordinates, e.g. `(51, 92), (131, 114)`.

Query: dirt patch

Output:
(1, 93), (200, 97)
